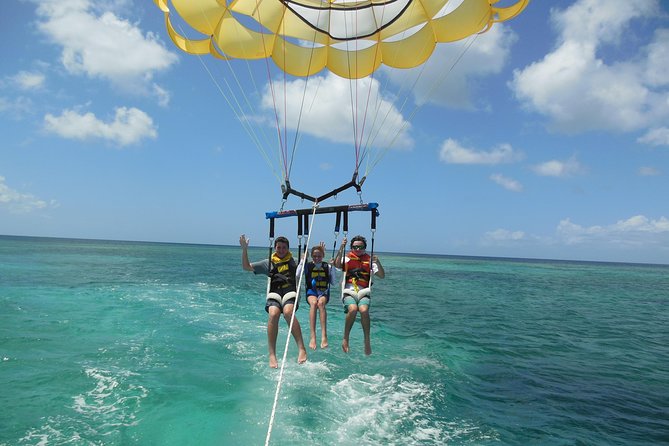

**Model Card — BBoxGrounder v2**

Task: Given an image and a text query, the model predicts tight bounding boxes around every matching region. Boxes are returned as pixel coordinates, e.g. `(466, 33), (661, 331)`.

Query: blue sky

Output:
(1, 0), (668, 264)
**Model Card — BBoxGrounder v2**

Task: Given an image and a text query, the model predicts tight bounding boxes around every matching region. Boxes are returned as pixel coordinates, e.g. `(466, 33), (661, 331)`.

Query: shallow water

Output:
(1, 236), (668, 445)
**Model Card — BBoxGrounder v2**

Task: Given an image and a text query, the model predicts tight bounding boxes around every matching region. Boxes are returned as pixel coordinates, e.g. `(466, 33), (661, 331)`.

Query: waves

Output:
(3, 238), (669, 445)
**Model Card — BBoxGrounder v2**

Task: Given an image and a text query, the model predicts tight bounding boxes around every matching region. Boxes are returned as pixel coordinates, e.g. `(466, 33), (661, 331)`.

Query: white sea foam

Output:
(72, 366), (148, 427)
(328, 373), (452, 445)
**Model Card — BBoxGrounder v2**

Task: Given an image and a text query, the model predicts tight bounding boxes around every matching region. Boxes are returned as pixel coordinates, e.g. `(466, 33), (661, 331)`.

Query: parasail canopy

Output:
(154, 0), (530, 79)
(153, 0), (531, 205)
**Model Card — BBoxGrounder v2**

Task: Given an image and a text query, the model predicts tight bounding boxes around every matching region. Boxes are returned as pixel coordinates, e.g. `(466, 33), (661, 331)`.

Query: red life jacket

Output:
(345, 252), (371, 289)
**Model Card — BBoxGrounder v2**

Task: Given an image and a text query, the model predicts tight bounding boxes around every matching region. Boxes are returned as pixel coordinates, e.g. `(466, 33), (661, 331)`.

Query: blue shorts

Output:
(306, 289), (330, 304)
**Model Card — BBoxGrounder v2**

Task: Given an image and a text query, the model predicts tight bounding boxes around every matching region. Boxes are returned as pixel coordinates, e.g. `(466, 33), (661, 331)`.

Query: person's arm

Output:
(373, 255), (385, 279)
(296, 255), (305, 279)
(334, 237), (347, 269)
(240, 234), (254, 272)
(328, 262), (338, 285)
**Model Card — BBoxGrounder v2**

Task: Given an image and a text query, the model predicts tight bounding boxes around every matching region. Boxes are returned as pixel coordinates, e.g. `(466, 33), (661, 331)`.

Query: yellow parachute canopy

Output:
(154, 0), (530, 79)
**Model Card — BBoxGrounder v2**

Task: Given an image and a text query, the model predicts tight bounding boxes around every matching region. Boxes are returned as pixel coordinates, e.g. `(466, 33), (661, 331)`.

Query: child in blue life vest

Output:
(303, 243), (337, 350)
(334, 235), (385, 356)
(240, 234), (308, 368)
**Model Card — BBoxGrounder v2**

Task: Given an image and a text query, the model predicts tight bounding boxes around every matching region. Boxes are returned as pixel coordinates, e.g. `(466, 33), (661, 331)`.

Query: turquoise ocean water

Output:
(1, 235), (668, 445)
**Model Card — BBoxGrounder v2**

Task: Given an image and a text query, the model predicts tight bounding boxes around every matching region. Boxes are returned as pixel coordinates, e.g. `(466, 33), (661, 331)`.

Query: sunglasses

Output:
(351, 245), (366, 250)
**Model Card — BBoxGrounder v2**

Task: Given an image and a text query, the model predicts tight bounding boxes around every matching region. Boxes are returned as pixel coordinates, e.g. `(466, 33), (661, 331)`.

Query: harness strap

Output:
(265, 203), (318, 446)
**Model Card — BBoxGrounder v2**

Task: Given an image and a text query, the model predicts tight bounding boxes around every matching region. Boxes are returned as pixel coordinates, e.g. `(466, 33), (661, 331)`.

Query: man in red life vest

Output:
(240, 234), (308, 368)
(334, 235), (385, 355)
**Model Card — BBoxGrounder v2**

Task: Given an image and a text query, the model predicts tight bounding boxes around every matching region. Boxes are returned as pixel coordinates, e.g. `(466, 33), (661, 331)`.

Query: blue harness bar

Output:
(266, 203), (379, 220)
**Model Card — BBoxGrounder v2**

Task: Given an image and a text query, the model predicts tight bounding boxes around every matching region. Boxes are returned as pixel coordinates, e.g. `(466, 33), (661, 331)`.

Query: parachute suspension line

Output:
(185, 6), (281, 184)
(179, 22), (282, 186)
(383, 32), (482, 171)
(265, 203), (319, 446)
(355, 31), (385, 176)
(282, 50), (289, 178)
(357, 2), (431, 178)
(252, 1), (289, 184)
(286, 27), (322, 181)
(354, 0), (392, 176)
(363, 26), (483, 178)
(342, 13), (361, 174)
(267, 60), (289, 182)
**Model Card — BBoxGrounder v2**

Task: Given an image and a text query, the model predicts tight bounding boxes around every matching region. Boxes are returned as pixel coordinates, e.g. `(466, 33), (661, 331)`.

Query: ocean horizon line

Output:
(2, 233), (667, 268)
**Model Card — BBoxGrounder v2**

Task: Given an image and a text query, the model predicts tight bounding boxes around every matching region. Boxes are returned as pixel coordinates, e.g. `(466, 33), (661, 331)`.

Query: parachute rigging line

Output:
(157, 0), (530, 204)
(265, 203), (319, 446)
(173, 18), (285, 185)
(362, 27), (485, 178)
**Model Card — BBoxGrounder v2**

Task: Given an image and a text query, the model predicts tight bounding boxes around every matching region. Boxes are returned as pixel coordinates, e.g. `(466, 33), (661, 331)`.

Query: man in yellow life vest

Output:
(240, 234), (308, 368)
(334, 235), (385, 355)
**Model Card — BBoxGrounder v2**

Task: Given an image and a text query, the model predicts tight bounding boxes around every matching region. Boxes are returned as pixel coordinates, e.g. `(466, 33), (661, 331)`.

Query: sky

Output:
(1, 0), (669, 265)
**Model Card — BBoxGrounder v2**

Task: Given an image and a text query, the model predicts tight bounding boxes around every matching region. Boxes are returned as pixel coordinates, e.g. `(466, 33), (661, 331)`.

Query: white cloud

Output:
(557, 215), (669, 246)
(511, 0), (669, 134)
(35, 0), (177, 91)
(439, 139), (522, 165)
(0, 176), (57, 213)
(490, 173), (523, 192)
(638, 127), (669, 146)
(638, 166), (661, 176)
(261, 72), (413, 150)
(532, 157), (585, 177)
(152, 83), (170, 107)
(483, 229), (526, 243)
(0, 96), (34, 117)
(43, 106), (157, 146)
(12, 71), (46, 90)
(384, 24), (517, 109)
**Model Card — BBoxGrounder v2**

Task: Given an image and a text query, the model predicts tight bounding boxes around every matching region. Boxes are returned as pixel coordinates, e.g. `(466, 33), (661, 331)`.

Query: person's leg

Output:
(318, 296), (328, 348)
(342, 304), (358, 353)
(307, 295), (318, 350)
(267, 305), (281, 368)
(283, 304), (308, 363)
(359, 304), (371, 355)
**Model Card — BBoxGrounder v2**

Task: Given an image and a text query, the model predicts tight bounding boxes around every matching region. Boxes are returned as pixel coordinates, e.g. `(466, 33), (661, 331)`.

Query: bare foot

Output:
(297, 348), (307, 364)
(309, 337), (317, 350)
(269, 355), (278, 369)
(364, 341), (372, 356)
(342, 338), (349, 353)
(321, 338), (329, 349)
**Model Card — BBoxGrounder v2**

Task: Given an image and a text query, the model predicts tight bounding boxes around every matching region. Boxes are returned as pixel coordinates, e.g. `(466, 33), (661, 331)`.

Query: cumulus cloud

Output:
(638, 166), (661, 176)
(152, 83), (170, 107)
(439, 139), (523, 165)
(557, 215), (669, 246)
(0, 176), (57, 213)
(261, 72), (413, 150)
(531, 156), (585, 177)
(510, 0), (669, 134)
(43, 106), (157, 146)
(490, 173), (523, 192)
(483, 229), (526, 243)
(385, 24), (517, 109)
(12, 71), (46, 90)
(638, 127), (669, 146)
(0, 96), (34, 117)
(35, 0), (177, 92)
